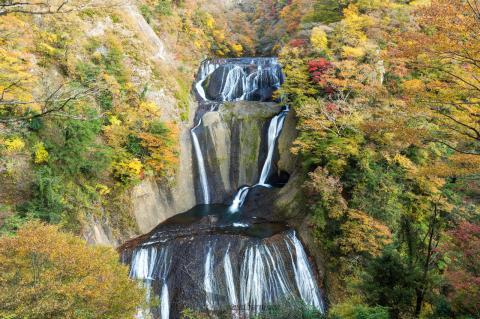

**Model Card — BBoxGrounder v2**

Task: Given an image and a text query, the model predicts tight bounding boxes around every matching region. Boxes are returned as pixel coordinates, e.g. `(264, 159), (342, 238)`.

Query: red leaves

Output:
(307, 58), (335, 93)
(288, 38), (307, 48)
(442, 221), (480, 313)
(325, 102), (338, 113)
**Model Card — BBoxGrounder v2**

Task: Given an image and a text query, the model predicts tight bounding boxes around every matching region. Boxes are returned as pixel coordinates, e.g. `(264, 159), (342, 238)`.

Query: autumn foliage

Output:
(0, 222), (144, 318)
(442, 222), (480, 315)
(308, 58), (334, 88)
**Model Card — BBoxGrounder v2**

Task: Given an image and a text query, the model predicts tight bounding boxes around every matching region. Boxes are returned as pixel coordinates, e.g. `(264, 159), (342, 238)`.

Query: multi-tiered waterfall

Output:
(122, 58), (325, 319)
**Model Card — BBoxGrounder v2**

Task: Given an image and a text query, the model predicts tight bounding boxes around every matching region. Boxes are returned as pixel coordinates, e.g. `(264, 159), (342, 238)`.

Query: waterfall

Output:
(229, 186), (251, 213)
(286, 232), (325, 313)
(127, 231), (325, 318)
(258, 106), (289, 186)
(125, 58), (325, 319)
(224, 246), (239, 318)
(191, 120), (210, 204)
(228, 106), (289, 213)
(204, 246), (217, 311)
(196, 58), (283, 103)
(161, 283), (169, 319)
(130, 246), (171, 319)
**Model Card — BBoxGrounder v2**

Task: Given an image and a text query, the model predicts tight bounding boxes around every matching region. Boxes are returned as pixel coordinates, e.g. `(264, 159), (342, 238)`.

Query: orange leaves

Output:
(138, 121), (179, 178)
(0, 221), (144, 318)
(387, 0), (480, 158)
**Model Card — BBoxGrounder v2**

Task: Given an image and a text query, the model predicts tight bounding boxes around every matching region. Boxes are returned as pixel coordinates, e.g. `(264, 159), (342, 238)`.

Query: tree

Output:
(0, 221), (144, 318)
(442, 221), (480, 316)
(362, 248), (417, 319)
(389, 0), (480, 157)
(0, 0), (112, 16)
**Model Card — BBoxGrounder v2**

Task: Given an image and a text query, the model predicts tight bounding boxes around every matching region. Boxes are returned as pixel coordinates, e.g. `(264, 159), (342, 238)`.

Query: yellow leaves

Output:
(402, 79), (425, 95)
(205, 14), (215, 29)
(310, 27), (328, 51)
(0, 15), (41, 117)
(3, 137), (25, 154)
(112, 158), (143, 183)
(139, 100), (160, 118)
(212, 30), (225, 42)
(139, 121), (179, 178)
(419, 153), (480, 178)
(338, 209), (392, 257)
(393, 154), (417, 172)
(109, 115), (122, 126)
(0, 221), (144, 319)
(125, 158), (143, 175)
(342, 46), (366, 59)
(410, 0), (431, 7)
(343, 4), (374, 33)
(33, 142), (49, 164)
(230, 43), (243, 57)
(95, 183), (111, 196)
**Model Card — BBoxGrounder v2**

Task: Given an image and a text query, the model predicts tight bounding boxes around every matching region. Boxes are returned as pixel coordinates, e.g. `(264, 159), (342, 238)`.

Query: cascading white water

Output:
(130, 246), (171, 319)
(229, 186), (251, 213)
(196, 58), (283, 103)
(127, 58), (325, 319)
(222, 66), (247, 101)
(204, 246), (217, 311)
(224, 246), (239, 318)
(228, 106), (289, 213)
(192, 58), (285, 207)
(196, 61), (219, 101)
(128, 231), (325, 318)
(285, 232), (325, 313)
(258, 106), (289, 186)
(191, 120), (210, 204)
(161, 283), (169, 319)
(130, 246), (157, 280)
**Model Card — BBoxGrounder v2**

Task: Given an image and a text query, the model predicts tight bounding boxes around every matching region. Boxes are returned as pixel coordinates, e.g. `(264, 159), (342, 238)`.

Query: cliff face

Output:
(196, 101), (282, 203)
(74, 3), (198, 244)
(0, 0), (251, 243)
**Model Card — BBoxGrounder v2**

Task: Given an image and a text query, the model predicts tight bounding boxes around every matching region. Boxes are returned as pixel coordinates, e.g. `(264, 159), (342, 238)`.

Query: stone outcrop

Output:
(194, 101), (282, 203)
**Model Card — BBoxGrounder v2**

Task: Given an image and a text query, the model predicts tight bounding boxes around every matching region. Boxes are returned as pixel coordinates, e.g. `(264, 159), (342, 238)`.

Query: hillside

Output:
(0, 1), (479, 319)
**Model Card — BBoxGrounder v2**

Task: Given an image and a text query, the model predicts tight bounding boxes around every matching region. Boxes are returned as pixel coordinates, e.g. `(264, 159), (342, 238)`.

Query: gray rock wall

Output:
(196, 101), (282, 203)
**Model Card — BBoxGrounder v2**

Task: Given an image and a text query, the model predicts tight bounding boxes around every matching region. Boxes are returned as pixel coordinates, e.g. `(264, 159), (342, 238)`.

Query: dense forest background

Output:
(0, 0), (479, 318)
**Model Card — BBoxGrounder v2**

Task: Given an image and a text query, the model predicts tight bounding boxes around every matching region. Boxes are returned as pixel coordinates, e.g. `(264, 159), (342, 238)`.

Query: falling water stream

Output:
(124, 58), (325, 319)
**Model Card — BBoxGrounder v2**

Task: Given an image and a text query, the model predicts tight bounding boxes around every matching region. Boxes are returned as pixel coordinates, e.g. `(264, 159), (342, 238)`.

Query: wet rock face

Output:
(193, 101), (282, 204)
(204, 65), (245, 101)
(121, 205), (325, 319)
(198, 58), (283, 102)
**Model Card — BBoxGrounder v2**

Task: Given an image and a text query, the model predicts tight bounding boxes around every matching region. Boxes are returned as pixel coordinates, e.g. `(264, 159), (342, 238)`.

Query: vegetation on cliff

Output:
(0, 0), (479, 318)
(264, 0), (480, 318)
(0, 0), (255, 236)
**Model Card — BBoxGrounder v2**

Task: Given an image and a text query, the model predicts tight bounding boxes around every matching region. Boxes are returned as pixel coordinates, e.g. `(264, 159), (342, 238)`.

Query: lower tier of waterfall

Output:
(122, 205), (325, 319)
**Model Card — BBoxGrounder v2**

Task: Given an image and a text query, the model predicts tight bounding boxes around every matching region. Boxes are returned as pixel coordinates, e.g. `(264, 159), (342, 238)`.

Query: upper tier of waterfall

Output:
(191, 58), (285, 205)
(196, 57), (283, 102)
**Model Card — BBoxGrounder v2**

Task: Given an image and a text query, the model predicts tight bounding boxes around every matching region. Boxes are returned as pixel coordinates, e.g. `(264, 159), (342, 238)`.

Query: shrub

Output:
(311, 27), (329, 51)
(253, 301), (325, 319)
(156, 0), (173, 16)
(329, 302), (389, 319)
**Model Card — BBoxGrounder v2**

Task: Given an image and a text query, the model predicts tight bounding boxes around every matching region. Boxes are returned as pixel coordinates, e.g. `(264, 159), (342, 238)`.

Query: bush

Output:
(329, 303), (389, 319)
(253, 301), (326, 319)
(156, 0), (173, 16)
(0, 221), (144, 318)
